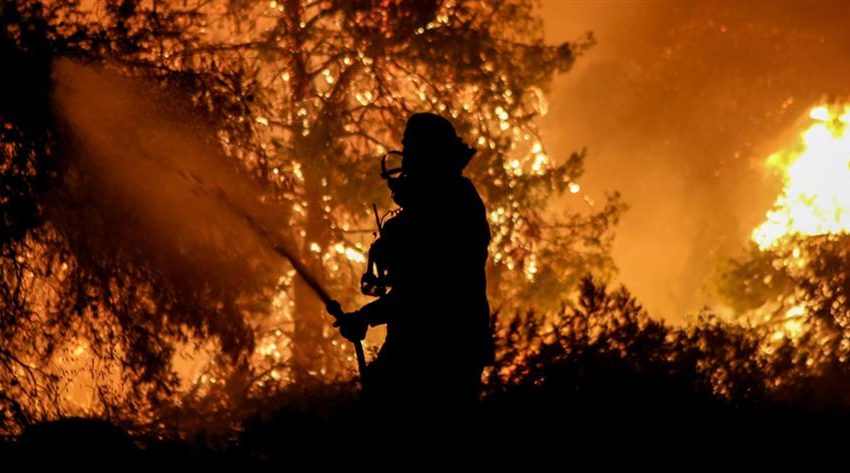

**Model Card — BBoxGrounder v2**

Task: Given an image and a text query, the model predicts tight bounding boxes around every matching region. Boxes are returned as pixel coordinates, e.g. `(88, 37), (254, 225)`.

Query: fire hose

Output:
(204, 184), (368, 378)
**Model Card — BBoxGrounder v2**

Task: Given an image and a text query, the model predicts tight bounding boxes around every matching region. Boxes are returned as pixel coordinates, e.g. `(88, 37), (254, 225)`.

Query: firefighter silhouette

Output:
(334, 113), (493, 404)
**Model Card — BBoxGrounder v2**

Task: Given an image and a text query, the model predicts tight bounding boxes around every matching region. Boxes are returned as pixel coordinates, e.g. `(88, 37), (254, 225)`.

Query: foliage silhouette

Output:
(0, 0), (623, 433)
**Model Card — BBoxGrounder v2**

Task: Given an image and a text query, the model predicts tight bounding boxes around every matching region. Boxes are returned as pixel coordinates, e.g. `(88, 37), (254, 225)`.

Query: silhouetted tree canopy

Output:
(0, 0), (622, 434)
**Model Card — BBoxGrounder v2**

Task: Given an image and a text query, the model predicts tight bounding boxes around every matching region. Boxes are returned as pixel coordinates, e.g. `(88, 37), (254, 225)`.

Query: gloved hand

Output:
(325, 300), (344, 318)
(333, 312), (368, 342)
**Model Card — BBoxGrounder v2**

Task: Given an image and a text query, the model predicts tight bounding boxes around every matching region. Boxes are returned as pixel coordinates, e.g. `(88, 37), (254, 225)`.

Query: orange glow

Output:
(752, 104), (850, 249)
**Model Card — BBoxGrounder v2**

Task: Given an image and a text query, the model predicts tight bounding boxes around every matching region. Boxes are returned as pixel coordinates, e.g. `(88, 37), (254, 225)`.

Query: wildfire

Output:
(751, 103), (850, 340)
(747, 103), (850, 341)
(752, 104), (850, 249)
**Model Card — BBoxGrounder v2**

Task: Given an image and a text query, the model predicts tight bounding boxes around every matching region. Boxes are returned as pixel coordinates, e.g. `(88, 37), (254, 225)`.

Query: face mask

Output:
(381, 151), (411, 207)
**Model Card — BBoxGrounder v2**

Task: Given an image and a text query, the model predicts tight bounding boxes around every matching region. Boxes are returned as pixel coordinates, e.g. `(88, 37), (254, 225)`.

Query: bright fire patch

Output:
(752, 104), (850, 249)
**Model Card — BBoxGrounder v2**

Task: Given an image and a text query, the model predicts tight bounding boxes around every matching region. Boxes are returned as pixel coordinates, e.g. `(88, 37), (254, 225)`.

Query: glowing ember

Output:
(771, 304), (806, 341)
(752, 104), (850, 249)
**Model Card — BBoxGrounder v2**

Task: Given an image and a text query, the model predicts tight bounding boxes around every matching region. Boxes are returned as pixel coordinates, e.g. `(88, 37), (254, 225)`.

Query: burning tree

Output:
(0, 0), (623, 433)
(169, 0), (624, 376)
(719, 103), (850, 396)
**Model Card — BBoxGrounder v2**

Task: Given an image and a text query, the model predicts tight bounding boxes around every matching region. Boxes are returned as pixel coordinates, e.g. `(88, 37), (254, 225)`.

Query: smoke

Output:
(540, 0), (850, 321)
(49, 59), (293, 345)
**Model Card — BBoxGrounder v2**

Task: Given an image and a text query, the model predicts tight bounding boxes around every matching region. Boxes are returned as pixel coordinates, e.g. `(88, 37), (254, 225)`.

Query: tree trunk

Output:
(283, 0), (332, 379)
(291, 152), (333, 378)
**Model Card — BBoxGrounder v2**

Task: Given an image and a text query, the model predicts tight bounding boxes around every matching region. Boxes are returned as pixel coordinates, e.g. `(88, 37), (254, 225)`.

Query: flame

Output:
(752, 104), (850, 249)
(771, 304), (806, 341)
(748, 103), (850, 342)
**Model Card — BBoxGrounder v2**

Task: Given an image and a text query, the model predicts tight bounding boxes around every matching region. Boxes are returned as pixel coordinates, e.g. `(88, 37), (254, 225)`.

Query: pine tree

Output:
(182, 0), (624, 375)
(0, 0), (623, 430)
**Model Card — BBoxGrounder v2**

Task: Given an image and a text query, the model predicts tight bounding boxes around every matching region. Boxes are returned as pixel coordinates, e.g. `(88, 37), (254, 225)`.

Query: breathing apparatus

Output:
(359, 150), (406, 297)
(380, 150), (410, 207)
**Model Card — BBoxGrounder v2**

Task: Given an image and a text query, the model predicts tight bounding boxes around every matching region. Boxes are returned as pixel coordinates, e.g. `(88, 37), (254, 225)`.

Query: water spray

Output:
(187, 174), (368, 377)
(51, 59), (367, 380)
